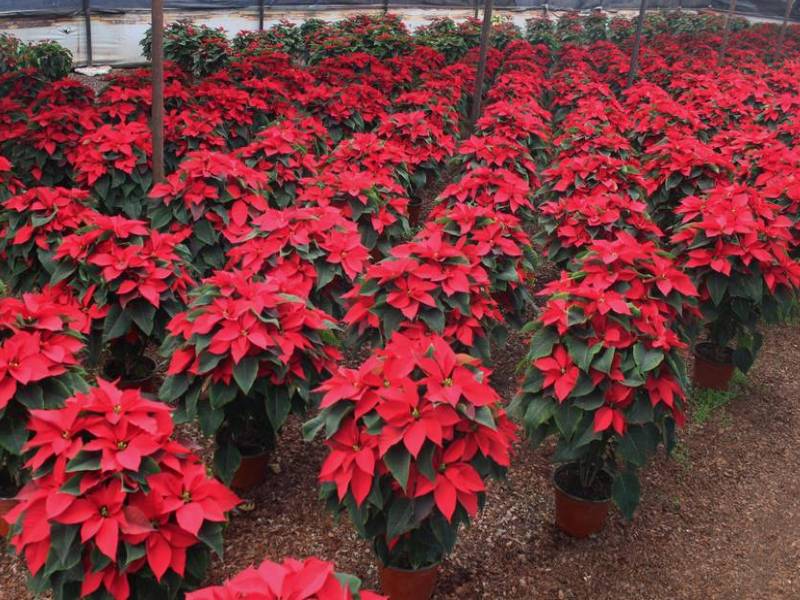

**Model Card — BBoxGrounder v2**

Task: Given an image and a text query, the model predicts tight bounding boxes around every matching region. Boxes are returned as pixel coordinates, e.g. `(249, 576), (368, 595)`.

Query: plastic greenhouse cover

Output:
(0, 0), (797, 65)
(0, 0), (798, 15)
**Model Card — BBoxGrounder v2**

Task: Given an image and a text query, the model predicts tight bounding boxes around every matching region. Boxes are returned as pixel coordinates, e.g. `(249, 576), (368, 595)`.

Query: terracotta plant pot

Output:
(0, 497), (17, 538)
(230, 449), (271, 491)
(692, 342), (735, 391)
(552, 464), (611, 538)
(379, 562), (440, 600)
(102, 356), (158, 394)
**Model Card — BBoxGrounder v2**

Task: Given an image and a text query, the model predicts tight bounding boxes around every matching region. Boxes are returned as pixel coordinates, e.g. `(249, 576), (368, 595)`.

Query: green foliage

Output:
(141, 20), (230, 78)
(23, 41), (73, 81)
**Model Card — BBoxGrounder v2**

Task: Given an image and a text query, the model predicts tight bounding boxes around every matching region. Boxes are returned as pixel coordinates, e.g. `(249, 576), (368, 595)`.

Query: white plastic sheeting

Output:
(0, 8), (538, 65)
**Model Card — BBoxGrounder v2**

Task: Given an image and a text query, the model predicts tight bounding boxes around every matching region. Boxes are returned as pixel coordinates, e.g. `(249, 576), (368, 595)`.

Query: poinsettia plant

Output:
(511, 233), (698, 518)
(149, 150), (269, 275)
(641, 133), (733, 231)
(235, 117), (330, 209)
(535, 191), (662, 267)
(0, 285), (88, 496)
(158, 269), (340, 484)
(298, 167), (411, 255)
(51, 213), (194, 375)
(225, 205), (369, 318)
(670, 184), (800, 372)
(425, 203), (535, 326)
(305, 332), (516, 569)
(187, 555), (386, 600)
(343, 230), (505, 359)
(5, 380), (240, 599)
(71, 121), (153, 219)
(0, 186), (94, 292)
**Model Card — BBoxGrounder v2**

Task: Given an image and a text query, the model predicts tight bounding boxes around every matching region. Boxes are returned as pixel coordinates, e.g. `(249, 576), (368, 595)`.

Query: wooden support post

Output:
(626, 0), (647, 88)
(718, 0), (737, 65)
(151, 0), (165, 184)
(83, 0), (93, 66)
(469, 0), (494, 128)
(776, 0), (796, 58)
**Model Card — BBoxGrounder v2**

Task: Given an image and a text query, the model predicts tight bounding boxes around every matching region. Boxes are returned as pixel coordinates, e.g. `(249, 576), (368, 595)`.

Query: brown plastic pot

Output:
(553, 465), (611, 538)
(0, 497), (16, 538)
(692, 342), (734, 391)
(379, 562), (440, 600)
(230, 449), (271, 491)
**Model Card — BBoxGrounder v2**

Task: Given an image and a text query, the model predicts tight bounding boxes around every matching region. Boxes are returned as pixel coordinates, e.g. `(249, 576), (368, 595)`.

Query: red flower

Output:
(533, 345), (579, 402)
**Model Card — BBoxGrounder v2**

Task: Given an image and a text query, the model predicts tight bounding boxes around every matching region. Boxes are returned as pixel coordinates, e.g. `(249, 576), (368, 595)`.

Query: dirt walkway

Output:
(1, 323), (798, 600)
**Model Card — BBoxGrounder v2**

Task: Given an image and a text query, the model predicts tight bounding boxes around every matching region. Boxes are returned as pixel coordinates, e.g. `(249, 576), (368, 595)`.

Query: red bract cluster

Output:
(53, 213), (194, 344)
(187, 556), (385, 600)
(5, 381), (239, 600)
(0, 187), (94, 290)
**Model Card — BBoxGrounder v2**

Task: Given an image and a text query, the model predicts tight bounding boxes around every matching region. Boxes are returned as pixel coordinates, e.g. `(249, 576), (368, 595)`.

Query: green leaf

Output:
(233, 357), (258, 395)
(121, 542), (146, 570)
(593, 346), (615, 374)
(302, 412), (326, 441)
(706, 273), (728, 306)
(416, 442), (437, 482)
(0, 418), (27, 454)
(522, 397), (554, 430)
(213, 442), (241, 486)
(732, 347), (754, 372)
(553, 402), (582, 438)
(528, 326), (557, 360)
(265, 387), (291, 432)
(127, 300), (156, 336)
(386, 498), (415, 539)
(66, 450), (101, 473)
(617, 425), (658, 467)
(158, 374), (189, 403)
(197, 400), (224, 436)
(198, 522), (225, 557)
(612, 468), (641, 520)
(383, 444), (411, 491)
(208, 382), (238, 409)
(102, 304), (132, 342)
(419, 309), (445, 333)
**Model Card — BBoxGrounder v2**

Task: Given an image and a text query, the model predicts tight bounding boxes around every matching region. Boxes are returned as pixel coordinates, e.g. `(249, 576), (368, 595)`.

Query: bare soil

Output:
(2, 323), (799, 600)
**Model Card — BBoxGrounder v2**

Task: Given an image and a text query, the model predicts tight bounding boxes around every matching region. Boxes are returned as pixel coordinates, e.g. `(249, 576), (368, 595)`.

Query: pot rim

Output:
(552, 463), (612, 505)
(379, 560), (441, 574)
(693, 342), (734, 367)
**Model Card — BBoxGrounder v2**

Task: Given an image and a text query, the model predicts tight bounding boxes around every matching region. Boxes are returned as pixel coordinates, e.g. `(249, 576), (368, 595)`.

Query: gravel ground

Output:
(2, 322), (798, 599)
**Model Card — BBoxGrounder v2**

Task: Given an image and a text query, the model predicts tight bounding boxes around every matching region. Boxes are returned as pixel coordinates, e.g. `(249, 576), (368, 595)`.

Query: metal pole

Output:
(776, 0), (796, 58)
(626, 0), (647, 88)
(258, 0), (265, 31)
(474, 0), (480, 20)
(83, 0), (93, 67)
(382, 0), (389, 15)
(718, 0), (737, 65)
(151, 0), (165, 184)
(470, 0), (494, 127)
